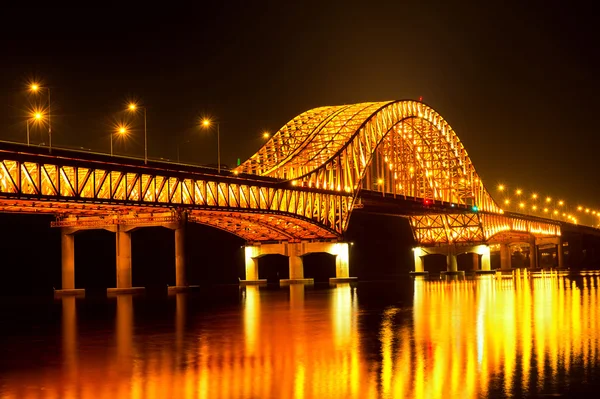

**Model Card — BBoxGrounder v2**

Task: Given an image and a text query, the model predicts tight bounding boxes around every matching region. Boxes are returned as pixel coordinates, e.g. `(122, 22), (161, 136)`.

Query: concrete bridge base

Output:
(329, 277), (358, 283)
(59, 212), (190, 296)
(239, 279), (268, 285)
(413, 244), (491, 273)
(244, 241), (355, 283)
(167, 285), (200, 293)
(441, 270), (465, 276)
(280, 278), (314, 285)
(107, 287), (145, 295)
(54, 288), (85, 297)
(474, 270), (497, 275)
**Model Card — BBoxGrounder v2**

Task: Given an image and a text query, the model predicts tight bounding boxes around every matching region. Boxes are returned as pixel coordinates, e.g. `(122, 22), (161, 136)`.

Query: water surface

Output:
(1, 273), (599, 398)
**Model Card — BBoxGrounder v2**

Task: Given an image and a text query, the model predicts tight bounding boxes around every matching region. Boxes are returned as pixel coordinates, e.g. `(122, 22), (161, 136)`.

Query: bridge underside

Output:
(0, 197), (338, 242)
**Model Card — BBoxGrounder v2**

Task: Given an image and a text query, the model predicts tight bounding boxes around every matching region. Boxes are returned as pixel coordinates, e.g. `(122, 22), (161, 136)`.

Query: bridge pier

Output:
(108, 226), (144, 295)
(241, 241), (355, 284)
(288, 243), (305, 280)
(167, 214), (197, 293)
(446, 246), (458, 272)
(241, 246), (267, 285)
(55, 230), (84, 296)
(500, 243), (511, 270)
(557, 238), (565, 268)
(413, 247), (425, 273)
(529, 239), (538, 269)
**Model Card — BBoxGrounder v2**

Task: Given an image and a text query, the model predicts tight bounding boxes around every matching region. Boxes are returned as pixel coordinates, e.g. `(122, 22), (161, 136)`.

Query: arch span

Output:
(238, 100), (502, 233)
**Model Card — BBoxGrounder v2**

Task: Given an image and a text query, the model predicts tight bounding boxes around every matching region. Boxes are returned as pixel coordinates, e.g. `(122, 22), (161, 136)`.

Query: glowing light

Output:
(532, 205), (537, 211)
(558, 200), (564, 206)
(377, 178), (383, 185)
(291, 181), (297, 186)
(516, 189), (522, 195)
(504, 199), (510, 205)
(202, 119), (211, 127)
(586, 209), (590, 213)
(34, 112), (43, 120)
(128, 103), (137, 111)
(577, 206), (583, 211)
(543, 208), (549, 213)
(532, 193), (538, 200)
(546, 197), (551, 203)
(498, 184), (505, 191)
(519, 202), (525, 209)
(553, 210), (559, 215)
(262, 132), (270, 139)
(30, 83), (39, 91)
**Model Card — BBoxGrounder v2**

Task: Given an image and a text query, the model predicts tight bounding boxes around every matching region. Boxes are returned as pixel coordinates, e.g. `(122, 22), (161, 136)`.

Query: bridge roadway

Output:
(0, 142), (357, 293)
(3, 97), (600, 292)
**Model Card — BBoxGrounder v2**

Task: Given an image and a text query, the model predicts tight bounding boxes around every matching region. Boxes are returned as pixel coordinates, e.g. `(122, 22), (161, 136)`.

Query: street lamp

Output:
(111, 125), (128, 156)
(202, 118), (221, 173)
(127, 103), (148, 164)
(26, 110), (44, 146)
(29, 83), (52, 152)
(262, 132), (270, 139)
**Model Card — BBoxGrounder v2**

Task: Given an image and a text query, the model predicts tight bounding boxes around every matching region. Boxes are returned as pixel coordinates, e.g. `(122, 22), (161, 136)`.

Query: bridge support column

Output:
(481, 245), (491, 271)
(529, 239), (538, 269)
(334, 242), (350, 278)
(108, 226), (144, 295)
(168, 214), (198, 293)
(413, 247), (425, 273)
(241, 246), (267, 285)
(557, 239), (565, 268)
(330, 242), (356, 283)
(288, 243), (305, 281)
(471, 253), (480, 271)
(55, 230), (84, 296)
(446, 246), (458, 272)
(500, 243), (511, 270)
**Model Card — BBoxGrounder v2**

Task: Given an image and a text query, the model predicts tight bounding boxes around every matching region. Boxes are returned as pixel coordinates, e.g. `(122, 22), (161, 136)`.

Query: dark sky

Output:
(0, 2), (598, 207)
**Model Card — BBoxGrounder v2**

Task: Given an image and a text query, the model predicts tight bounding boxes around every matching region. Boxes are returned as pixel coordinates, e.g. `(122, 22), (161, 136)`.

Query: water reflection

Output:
(1, 274), (600, 398)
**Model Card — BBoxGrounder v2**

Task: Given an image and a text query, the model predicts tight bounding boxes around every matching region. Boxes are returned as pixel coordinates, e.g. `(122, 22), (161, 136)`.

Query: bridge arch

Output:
(238, 100), (502, 232)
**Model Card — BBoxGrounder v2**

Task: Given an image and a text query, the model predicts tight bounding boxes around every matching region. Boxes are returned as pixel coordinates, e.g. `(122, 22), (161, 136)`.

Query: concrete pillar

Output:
(500, 243), (511, 270)
(446, 246), (458, 272)
(174, 222), (187, 287)
(471, 253), (480, 271)
(481, 246), (491, 271)
(557, 239), (564, 268)
(529, 239), (538, 269)
(413, 247), (424, 272)
(334, 242), (350, 278)
(116, 226), (132, 289)
(288, 243), (304, 280)
(61, 231), (75, 290)
(244, 246), (260, 281)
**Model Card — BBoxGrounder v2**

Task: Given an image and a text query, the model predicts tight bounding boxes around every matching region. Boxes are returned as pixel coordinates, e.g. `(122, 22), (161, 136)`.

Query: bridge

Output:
(0, 100), (594, 293)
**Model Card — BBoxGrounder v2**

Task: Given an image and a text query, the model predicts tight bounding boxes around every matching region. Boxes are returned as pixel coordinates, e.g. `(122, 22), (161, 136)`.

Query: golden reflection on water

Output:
(1, 274), (600, 398)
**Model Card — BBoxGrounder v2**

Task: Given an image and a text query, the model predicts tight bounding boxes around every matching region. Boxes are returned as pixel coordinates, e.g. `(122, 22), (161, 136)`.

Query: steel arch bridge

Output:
(0, 100), (560, 244)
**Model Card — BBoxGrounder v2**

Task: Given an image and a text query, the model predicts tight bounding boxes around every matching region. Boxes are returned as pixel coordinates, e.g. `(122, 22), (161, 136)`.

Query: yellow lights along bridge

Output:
(0, 100), (592, 246)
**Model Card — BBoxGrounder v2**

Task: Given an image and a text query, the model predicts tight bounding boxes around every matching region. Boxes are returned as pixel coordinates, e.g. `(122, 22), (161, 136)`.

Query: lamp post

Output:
(127, 103), (147, 164)
(112, 126), (127, 156)
(26, 111), (44, 146)
(30, 83), (51, 152)
(202, 119), (220, 173)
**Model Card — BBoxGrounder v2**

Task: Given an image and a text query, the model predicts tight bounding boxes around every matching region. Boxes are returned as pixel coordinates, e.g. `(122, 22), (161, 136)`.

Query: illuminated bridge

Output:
(0, 100), (594, 293)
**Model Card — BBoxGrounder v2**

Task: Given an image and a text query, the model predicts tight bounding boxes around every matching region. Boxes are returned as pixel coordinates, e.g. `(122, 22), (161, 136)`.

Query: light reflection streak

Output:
(1, 275), (600, 398)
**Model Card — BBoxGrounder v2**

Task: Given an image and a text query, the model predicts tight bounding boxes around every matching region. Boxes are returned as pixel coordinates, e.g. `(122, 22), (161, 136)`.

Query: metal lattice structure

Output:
(0, 100), (563, 243)
(239, 100), (561, 244)
(0, 148), (349, 242)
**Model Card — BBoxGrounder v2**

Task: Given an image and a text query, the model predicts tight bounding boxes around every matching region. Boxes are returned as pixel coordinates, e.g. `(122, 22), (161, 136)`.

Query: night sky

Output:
(1, 2), (598, 206)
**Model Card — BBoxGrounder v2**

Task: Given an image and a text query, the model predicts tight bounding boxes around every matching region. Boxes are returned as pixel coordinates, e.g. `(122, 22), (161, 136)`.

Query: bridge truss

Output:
(0, 100), (563, 244)
(0, 147), (350, 242)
